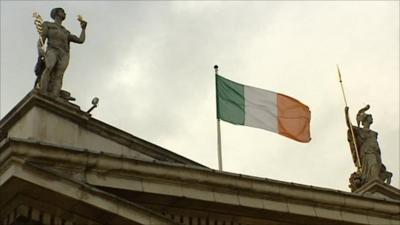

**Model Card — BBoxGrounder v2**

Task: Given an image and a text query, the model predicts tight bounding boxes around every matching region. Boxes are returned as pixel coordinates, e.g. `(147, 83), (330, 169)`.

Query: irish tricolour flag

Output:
(216, 75), (311, 143)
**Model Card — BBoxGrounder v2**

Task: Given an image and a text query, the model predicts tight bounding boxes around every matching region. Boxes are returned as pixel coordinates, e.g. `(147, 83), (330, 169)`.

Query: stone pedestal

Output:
(354, 179), (400, 200)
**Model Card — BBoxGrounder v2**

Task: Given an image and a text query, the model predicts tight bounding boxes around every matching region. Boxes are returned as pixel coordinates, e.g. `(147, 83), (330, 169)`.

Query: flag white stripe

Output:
(244, 86), (278, 133)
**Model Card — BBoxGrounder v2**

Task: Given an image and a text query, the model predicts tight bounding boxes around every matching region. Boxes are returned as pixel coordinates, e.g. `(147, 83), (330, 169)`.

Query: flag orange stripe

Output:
(277, 94), (311, 143)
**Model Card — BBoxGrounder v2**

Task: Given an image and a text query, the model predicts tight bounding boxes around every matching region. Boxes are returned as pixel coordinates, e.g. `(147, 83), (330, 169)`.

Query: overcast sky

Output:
(1, 1), (399, 191)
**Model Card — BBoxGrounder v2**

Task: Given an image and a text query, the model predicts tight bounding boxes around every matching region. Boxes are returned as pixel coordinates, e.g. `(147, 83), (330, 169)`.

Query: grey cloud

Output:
(1, 1), (398, 190)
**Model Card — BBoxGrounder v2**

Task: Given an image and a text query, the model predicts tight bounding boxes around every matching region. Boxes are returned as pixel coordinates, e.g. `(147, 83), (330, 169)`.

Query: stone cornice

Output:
(1, 137), (399, 221)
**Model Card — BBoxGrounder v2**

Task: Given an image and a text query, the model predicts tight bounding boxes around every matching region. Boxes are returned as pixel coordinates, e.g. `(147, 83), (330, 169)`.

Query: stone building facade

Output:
(1, 91), (399, 225)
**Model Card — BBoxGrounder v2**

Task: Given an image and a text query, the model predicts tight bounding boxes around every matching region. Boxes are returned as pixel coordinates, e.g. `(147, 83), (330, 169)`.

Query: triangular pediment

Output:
(0, 90), (205, 167)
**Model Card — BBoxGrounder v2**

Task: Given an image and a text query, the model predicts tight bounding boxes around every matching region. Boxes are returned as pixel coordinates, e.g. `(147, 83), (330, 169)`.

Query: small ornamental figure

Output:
(33, 8), (87, 99)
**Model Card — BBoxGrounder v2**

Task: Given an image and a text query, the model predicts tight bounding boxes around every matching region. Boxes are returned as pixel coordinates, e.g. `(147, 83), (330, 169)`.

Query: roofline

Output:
(0, 90), (205, 167)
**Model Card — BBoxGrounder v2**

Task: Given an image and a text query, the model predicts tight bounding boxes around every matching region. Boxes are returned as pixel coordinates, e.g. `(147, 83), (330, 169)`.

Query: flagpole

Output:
(337, 65), (361, 171)
(214, 65), (223, 171)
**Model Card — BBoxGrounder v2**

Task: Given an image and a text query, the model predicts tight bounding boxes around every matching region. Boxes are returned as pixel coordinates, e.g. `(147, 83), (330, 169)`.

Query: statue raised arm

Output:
(344, 106), (361, 169)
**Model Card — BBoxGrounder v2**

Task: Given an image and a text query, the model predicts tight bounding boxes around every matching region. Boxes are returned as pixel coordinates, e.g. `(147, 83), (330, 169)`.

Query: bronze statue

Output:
(345, 105), (392, 191)
(35, 8), (87, 98)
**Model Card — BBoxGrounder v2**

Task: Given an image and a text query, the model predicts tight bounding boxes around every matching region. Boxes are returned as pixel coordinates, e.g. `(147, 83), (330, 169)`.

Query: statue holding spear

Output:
(337, 65), (392, 191)
(337, 65), (362, 171)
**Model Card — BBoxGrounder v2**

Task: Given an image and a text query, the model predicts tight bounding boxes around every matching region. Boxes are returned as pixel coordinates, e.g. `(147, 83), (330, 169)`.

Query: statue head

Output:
(357, 105), (372, 127)
(50, 8), (65, 20)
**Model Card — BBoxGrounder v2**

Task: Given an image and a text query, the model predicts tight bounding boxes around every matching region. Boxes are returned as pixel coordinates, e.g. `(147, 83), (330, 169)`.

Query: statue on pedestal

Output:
(33, 8), (87, 101)
(345, 105), (392, 191)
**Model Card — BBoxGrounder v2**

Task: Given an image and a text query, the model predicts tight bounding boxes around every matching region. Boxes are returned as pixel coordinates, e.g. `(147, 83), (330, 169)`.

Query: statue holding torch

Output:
(33, 8), (87, 99)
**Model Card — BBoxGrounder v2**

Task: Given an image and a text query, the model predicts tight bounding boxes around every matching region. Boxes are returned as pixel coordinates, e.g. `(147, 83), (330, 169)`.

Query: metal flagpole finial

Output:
(214, 65), (219, 75)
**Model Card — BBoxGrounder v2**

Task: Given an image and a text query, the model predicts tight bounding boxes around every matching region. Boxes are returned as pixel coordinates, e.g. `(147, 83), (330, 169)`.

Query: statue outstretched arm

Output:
(345, 106), (362, 168)
(69, 21), (86, 44)
(345, 106), (351, 128)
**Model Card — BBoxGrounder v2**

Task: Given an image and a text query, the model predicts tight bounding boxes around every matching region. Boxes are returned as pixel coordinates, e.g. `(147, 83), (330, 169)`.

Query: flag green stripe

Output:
(216, 75), (245, 125)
